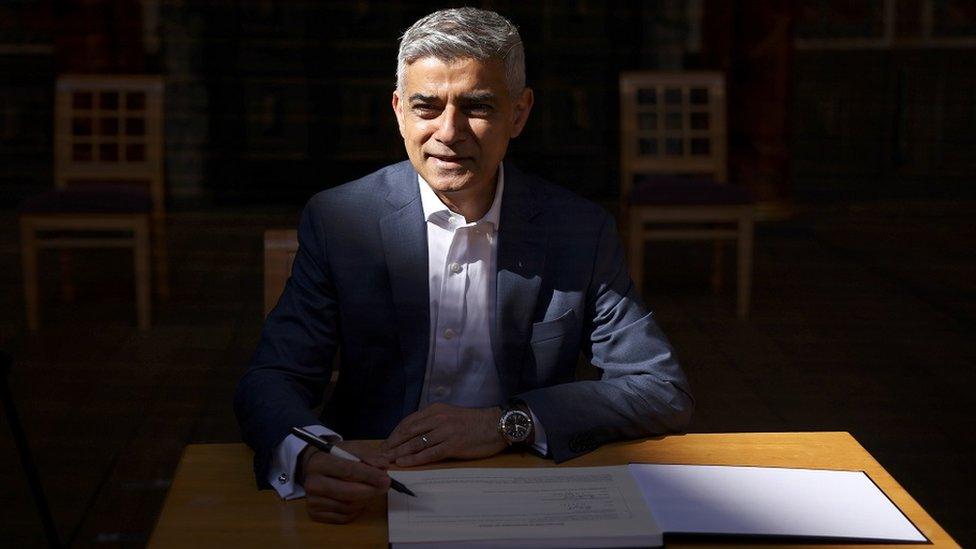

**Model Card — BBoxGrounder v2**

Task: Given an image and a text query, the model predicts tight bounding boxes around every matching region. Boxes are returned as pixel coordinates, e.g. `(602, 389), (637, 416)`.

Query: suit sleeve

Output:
(516, 213), (694, 463)
(234, 196), (340, 488)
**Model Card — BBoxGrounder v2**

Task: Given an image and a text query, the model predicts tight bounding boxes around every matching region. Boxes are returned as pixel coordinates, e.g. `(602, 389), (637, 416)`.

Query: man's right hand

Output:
(299, 440), (391, 523)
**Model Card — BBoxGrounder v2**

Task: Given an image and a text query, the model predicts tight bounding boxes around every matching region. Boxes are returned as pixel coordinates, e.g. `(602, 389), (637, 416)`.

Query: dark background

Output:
(4, 0), (975, 209)
(1, 1), (974, 547)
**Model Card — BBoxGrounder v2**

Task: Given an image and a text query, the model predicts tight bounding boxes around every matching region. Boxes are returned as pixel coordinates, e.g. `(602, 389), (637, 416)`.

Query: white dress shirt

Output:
(417, 165), (503, 408)
(268, 164), (546, 499)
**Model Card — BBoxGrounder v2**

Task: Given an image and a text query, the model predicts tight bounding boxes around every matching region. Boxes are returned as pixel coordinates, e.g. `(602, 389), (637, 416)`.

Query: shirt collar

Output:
(418, 163), (504, 231)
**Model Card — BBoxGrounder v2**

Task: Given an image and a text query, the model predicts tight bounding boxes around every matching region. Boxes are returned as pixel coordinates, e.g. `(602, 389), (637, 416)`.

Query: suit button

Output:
(449, 262), (462, 274)
(277, 473), (288, 484)
(443, 328), (456, 340)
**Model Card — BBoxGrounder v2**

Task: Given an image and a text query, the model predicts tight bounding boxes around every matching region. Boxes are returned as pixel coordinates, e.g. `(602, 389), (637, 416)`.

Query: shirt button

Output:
(448, 216), (459, 224)
(443, 328), (456, 340)
(277, 473), (288, 484)
(449, 262), (462, 274)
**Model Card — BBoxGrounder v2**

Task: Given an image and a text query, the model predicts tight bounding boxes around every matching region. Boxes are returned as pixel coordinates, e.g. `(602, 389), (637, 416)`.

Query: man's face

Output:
(392, 56), (533, 198)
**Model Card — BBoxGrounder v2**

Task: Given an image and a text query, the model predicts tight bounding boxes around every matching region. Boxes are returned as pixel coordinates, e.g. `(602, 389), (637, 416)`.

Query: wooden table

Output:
(148, 432), (958, 548)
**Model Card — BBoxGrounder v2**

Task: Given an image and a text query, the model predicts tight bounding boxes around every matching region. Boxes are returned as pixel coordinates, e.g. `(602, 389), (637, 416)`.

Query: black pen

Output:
(290, 426), (416, 497)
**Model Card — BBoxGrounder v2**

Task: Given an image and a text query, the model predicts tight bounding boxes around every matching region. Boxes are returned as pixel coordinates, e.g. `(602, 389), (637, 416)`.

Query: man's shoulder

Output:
(506, 163), (609, 226)
(306, 160), (414, 211)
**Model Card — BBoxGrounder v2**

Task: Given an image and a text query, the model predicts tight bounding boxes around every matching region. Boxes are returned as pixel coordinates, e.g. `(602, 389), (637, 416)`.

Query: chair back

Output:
(619, 71), (727, 202)
(54, 74), (165, 215)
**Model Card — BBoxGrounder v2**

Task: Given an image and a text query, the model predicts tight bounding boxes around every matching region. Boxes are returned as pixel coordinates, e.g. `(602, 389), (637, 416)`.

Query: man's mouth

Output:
(426, 153), (471, 164)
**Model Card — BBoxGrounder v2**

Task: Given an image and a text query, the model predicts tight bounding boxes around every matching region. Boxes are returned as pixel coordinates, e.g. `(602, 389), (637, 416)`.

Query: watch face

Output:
(502, 410), (531, 442)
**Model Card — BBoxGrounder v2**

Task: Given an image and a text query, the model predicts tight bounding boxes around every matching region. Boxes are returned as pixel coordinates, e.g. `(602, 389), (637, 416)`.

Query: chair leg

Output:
(20, 218), (41, 331)
(134, 220), (152, 330)
(152, 213), (169, 299)
(737, 215), (754, 318)
(628, 216), (645, 296)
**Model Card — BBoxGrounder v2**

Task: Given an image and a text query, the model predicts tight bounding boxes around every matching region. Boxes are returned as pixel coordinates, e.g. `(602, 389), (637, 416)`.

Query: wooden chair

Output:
(620, 71), (755, 318)
(263, 229), (298, 317)
(19, 75), (166, 330)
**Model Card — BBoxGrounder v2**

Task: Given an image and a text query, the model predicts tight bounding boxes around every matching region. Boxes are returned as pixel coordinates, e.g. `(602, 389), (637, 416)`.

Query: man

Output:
(235, 7), (693, 524)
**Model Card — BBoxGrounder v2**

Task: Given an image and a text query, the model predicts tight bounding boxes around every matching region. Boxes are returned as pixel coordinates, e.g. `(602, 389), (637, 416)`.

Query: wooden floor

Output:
(0, 201), (973, 548)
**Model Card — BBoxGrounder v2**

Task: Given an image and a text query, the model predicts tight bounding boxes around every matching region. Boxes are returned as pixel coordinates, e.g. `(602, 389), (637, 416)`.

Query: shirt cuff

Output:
(527, 407), (549, 457)
(267, 424), (341, 500)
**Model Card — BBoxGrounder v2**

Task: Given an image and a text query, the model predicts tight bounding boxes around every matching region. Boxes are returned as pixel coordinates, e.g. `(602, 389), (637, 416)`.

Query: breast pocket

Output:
(529, 309), (577, 380)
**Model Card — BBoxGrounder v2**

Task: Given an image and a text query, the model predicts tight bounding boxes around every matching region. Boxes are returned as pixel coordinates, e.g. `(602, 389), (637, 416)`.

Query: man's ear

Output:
(510, 87), (534, 138)
(392, 90), (406, 138)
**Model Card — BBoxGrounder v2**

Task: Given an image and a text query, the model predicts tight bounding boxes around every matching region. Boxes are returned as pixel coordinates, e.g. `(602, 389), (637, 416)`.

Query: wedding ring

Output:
(421, 434), (429, 447)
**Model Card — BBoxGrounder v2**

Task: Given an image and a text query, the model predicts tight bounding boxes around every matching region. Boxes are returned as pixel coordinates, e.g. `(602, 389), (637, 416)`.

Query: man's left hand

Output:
(381, 403), (507, 467)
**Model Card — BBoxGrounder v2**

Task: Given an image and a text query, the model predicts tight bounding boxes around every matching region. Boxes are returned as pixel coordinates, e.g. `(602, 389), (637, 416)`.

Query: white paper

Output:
(628, 463), (927, 543)
(388, 466), (661, 548)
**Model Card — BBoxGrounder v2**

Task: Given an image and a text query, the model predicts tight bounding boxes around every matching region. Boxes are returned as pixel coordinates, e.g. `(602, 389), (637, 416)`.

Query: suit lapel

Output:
(379, 163), (430, 416)
(494, 162), (547, 397)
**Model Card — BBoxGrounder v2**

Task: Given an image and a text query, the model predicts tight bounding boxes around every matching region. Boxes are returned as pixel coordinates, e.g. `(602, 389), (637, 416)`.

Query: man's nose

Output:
(433, 105), (468, 144)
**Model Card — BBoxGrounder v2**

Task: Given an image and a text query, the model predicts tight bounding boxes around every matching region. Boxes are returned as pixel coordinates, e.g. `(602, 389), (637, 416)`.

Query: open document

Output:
(388, 466), (661, 548)
(388, 464), (927, 548)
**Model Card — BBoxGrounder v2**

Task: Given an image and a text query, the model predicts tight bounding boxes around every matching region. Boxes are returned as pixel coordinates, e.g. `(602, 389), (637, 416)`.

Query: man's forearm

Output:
(518, 374), (694, 463)
(234, 366), (332, 488)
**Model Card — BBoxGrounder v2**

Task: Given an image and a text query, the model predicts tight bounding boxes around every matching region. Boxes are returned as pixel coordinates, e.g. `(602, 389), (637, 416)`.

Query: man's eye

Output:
(412, 104), (439, 116)
(467, 104), (492, 115)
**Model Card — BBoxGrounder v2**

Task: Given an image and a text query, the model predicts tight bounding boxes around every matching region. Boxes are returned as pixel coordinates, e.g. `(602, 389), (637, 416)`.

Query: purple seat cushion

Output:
(18, 184), (152, 214)
(630, 175), (754, 205)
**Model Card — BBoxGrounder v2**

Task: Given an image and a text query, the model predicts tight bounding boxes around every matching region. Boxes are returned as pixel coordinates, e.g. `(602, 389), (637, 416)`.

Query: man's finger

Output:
(307, 495), (363, 515)
(335, 441), (391, 470)
(306, 494), (365, 524)
(386, 425), (447, 460)
(384, 415), (444, 453)
(395, 441), (448, 467)
(315, 453), (391, 488)
(302, 474), (360, 501)
(318, 475), (385, 501)
(382, 409), (436, 450)
(358, 452), (390, 469)
(383, 403), (450, 445)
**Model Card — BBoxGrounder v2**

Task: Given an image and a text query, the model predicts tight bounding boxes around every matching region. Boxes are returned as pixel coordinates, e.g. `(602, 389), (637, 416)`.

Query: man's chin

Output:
(422, 168), (475, 192)
(426, 177), (472, 194)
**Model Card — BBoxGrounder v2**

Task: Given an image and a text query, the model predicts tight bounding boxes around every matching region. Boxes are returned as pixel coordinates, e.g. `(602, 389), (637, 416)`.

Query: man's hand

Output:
(300, 440), (390, 524)
(381, 403), (507, 467)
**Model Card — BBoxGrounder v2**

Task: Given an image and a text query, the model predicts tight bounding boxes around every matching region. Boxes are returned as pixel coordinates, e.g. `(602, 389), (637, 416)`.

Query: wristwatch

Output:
(498, 400), (533, 446)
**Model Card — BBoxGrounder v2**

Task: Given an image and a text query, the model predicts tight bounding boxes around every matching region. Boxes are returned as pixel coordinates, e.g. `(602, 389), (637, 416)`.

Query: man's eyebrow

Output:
(408, 93), (439, 103)
(460, 92), (497, 103)
(408, 92), (497, 103)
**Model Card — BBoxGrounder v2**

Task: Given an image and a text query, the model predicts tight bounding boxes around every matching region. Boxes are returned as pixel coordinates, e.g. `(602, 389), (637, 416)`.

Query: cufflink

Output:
(277, 472), (288, 484)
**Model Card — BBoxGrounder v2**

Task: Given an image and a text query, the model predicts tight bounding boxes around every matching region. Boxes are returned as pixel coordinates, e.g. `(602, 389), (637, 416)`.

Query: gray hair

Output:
(396, 7), (525, 96)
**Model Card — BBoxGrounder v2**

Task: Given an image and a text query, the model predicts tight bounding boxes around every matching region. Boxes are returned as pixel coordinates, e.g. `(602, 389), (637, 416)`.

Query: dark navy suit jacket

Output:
(235, 160), (694, 487)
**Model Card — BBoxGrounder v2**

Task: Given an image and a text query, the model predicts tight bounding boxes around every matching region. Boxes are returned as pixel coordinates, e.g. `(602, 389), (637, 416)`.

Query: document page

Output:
(628, 463), (927, 543)
(388, 466), (661, 548)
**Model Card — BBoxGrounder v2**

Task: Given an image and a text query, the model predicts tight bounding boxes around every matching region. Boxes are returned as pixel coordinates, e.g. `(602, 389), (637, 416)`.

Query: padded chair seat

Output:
(19, 184), (153, 214)
(630, 175), (754, 205)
